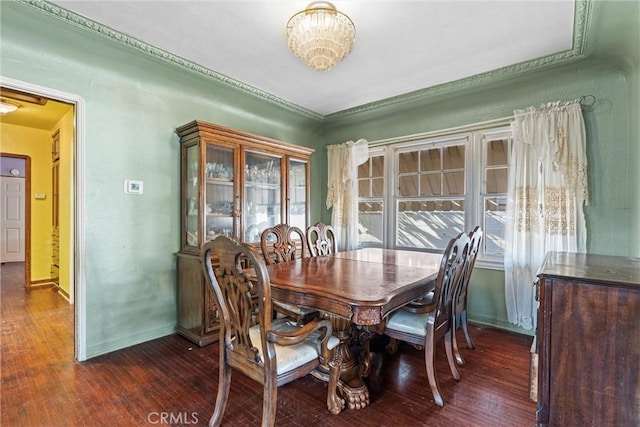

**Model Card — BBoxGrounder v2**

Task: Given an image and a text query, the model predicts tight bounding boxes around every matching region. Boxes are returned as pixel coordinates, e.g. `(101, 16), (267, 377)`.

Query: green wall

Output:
(1, 1), (637, 354)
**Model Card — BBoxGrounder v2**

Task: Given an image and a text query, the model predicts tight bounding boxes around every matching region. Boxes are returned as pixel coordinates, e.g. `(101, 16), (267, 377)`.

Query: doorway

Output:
(0, 77), (86, 361)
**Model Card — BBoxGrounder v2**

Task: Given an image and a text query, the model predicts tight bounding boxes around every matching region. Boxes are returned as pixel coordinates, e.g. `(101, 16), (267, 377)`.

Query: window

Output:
(396, 136), (468, 250)
(357, 149), (385, 246)
(356, 125), (511, 268)
(479, 129), (511, 262)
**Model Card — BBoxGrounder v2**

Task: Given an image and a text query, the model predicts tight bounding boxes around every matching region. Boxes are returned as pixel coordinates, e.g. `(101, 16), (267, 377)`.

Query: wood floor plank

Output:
(1, 261), (536, 426)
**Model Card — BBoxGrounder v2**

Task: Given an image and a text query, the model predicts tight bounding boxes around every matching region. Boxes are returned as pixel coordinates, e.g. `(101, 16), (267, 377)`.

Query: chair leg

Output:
(452, 312), (465, 367)
(385, 337), (399, 354)
(424, 334), (444, 407)
(327, 355), (345, 414)
(209, 360), (232, 427)
(357, 328), (372, 378)
(461, 309), (475, 349)
(444, 328), (461, 381)
(262, 377), (278, 427)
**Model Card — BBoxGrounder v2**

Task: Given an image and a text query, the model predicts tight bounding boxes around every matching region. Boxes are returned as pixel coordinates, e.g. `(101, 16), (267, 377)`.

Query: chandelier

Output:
(286, 2), (356, 72)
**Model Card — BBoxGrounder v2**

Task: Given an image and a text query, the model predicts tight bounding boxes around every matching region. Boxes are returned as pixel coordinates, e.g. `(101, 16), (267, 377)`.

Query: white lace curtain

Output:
(505, 100), (589, 330)
(326, 139), (369, 251)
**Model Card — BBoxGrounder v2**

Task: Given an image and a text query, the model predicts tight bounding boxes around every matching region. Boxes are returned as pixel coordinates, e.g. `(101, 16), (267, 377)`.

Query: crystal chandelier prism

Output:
(286, 2), (356, 72)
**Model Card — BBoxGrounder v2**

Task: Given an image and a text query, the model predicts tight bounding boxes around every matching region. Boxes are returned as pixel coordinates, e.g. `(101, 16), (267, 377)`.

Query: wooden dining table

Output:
(264, 247), (443, 410)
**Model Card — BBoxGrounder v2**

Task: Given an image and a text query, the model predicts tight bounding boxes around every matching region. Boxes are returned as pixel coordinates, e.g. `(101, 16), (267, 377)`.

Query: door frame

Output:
(0, 154), (31, 282)
(1, 76), (87, 361)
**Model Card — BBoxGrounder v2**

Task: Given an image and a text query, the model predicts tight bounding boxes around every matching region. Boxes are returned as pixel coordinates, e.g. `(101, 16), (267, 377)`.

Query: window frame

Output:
(357, 124), (512, 269)
(392, 133), (470, 254)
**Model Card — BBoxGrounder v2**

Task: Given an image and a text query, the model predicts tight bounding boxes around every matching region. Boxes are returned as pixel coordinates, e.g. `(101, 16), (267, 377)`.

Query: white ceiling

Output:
(48, 1), (576, 116)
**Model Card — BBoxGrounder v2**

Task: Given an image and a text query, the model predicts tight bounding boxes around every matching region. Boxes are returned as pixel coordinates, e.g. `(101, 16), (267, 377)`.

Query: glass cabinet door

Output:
(243, 151), (282, 243)
(288, 158), (308, 230)
(184, 144), (200, 249)
(205, 145), (236, 242)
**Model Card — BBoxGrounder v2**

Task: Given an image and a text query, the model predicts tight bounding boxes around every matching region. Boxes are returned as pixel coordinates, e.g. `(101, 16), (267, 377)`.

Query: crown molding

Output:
(17, 0), (324, 121)
(326, 0), (593, 120)
(18, 0), (591, 122)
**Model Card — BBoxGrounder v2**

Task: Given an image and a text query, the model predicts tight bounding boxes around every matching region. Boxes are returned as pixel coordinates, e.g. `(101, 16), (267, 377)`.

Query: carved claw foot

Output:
(337, 382), (370, 410)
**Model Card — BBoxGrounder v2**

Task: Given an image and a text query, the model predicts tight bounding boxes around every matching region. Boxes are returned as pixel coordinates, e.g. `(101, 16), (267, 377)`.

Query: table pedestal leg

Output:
(324, 313), (369, 410)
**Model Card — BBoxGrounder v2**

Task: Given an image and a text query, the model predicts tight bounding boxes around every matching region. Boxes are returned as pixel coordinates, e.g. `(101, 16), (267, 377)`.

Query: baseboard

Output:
(29, 279), (57, 288)
(85, 325), (176, 360)
(56, 286), (70, 301)
(29, 279), (71, 302)
(469, 316), (535, 337)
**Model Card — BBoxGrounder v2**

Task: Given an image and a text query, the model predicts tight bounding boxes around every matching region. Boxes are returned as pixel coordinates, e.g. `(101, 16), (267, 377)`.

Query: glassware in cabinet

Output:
(205, 145), (236, 242)
(288, 158), (308, 231)
(243, 150), (283, 244)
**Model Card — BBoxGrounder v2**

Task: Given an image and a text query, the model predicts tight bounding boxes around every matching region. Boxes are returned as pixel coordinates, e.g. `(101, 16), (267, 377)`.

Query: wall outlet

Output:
(35, 193), (46, 200)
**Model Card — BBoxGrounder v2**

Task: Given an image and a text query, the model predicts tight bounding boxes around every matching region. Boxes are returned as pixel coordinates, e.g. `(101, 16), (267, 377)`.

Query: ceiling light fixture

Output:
(286, 2), (356, 72)
(0, 101), (20, 114)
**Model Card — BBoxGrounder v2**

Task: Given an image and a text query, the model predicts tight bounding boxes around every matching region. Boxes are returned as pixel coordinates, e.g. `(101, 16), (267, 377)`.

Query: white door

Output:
(1, 176), (26, 263)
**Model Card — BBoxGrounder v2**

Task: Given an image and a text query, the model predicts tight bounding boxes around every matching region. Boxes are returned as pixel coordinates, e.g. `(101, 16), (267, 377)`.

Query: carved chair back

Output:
(457, 226), (483, 308)
(202, 235), (272, 371)
(306, 222), (337, 257)
(430, 232), (470, 334)
(260, 223), (307, 265)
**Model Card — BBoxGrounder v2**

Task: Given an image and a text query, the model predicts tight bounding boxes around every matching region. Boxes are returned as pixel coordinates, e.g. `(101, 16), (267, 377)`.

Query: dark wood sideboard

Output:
(536, 252), (640, 427)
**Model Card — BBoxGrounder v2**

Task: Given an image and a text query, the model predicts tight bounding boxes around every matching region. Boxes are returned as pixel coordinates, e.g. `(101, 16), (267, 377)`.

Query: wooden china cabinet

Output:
(175, 120), (313, 346)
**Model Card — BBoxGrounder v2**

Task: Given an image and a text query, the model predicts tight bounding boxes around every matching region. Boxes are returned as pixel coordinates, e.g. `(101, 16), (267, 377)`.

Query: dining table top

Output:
(264, 247), (443, 325)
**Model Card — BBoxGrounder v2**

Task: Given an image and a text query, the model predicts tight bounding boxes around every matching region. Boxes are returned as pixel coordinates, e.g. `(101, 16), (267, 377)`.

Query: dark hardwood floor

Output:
(1, 261), (536, 426)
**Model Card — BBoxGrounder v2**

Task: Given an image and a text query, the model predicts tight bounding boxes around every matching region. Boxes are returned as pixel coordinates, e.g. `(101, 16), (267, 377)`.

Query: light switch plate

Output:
(124, 179), (143, 194)
(35, 193), (46, 200)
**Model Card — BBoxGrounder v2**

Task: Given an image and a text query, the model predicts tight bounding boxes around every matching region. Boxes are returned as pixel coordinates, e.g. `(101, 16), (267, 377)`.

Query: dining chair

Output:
(202, 235), (344, 427)
(260, 223), (318, 324)
(383, 232), (470, 407)
(452, 226), (483, 366)
(306, 222), (337, 256)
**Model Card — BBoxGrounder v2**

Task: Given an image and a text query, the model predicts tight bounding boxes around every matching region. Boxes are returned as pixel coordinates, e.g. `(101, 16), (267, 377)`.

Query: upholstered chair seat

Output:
(248, 319), (340, 375)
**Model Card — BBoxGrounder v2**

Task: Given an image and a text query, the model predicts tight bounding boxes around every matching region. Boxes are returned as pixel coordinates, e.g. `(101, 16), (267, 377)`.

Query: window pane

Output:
(358, 201), (383, 245)
(372, 178), (384, 197)
(358, 179), (369, 197)
(357, 161), (369, 179)
(397, 199), (465, 249)
(420, 174), (440, 196)
(486, 139), (508, 166)
(484, 196), (507, 255)
(371, 156), (384, 177)
(443, 171), (465, 195)
(399, 151), (418, 174)
(443, 145), (465, 169)
(398, 175), (418, 197)
(486, 168), (508, 194)
(420, 148), (440, 172)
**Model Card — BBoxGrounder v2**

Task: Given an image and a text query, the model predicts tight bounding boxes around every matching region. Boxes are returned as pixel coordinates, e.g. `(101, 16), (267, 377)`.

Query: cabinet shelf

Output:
(206, 178), (233, 185)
